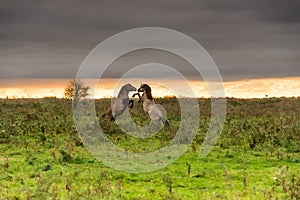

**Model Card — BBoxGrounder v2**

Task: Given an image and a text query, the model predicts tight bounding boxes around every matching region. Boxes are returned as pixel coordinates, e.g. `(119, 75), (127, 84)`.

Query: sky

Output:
(0, 0), (299, 98)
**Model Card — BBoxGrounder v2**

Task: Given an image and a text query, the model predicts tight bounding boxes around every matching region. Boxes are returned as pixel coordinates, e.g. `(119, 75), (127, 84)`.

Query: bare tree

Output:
(64, 79), (90, 108)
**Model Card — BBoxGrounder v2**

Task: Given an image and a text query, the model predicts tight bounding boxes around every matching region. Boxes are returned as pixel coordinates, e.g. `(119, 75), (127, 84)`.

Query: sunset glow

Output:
(0, 77), (299, 99)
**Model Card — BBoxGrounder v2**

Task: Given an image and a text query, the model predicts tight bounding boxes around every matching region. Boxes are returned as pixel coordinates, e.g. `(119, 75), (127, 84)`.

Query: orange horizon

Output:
(0, 77), (300, 99)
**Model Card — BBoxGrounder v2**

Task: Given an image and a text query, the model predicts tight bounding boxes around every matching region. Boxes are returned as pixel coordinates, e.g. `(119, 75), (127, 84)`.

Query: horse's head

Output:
(124, 83), (137, 92)
(137, 84), (153, 100)
(138, 84), (151, 93)
(117, 84), (136, 98)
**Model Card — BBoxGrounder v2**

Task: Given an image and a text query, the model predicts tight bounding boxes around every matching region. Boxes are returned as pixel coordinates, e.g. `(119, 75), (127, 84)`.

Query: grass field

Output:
(0, 97), (300, 199)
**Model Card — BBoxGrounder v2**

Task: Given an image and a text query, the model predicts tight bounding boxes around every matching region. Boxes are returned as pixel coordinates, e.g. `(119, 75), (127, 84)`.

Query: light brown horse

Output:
(133, 84), (170, 126)
(102, 83), (136, 121)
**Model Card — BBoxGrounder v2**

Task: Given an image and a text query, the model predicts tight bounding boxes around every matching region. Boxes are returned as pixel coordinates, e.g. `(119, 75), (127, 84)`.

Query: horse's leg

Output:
(161, 117), (170, 126)
(128, 99), (134, 108)
(132, 93), (142, 103)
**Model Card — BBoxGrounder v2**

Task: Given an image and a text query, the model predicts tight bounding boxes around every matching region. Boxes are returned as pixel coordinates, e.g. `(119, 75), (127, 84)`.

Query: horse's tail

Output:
(102, 107), (112, 118)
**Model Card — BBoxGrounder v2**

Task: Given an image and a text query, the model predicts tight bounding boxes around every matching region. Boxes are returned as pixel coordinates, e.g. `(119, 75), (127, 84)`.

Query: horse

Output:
(102, 83), (136, 121)
(133, 84), (170, 126)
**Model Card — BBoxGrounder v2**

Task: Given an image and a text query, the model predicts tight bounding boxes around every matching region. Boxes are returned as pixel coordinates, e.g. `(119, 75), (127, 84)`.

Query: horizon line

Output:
(1, 95), (299, 100)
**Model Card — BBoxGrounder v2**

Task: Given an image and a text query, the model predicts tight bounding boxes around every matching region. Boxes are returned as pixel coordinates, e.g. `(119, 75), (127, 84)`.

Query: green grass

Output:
(0, 97), (300, 199)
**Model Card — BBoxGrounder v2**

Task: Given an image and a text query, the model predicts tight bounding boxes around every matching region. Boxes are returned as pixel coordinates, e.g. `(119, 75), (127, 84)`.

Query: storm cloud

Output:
(0, 0), (299, 81)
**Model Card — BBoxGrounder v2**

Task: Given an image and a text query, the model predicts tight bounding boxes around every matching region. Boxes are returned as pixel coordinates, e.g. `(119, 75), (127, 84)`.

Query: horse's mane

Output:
(117, 85), (129, 98)
(142, 84), (153, 100)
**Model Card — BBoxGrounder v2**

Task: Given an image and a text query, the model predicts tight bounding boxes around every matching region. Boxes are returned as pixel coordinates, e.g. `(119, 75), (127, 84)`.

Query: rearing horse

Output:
(133, 84), (170, 126)
(102, 83), (136, 121)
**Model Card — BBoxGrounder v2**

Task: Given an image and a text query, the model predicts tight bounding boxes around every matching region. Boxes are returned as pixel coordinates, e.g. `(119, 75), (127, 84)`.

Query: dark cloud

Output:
(0, 0), (299, 80)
